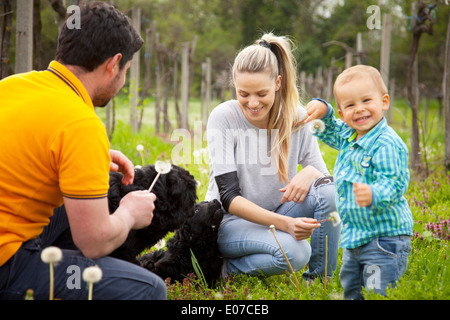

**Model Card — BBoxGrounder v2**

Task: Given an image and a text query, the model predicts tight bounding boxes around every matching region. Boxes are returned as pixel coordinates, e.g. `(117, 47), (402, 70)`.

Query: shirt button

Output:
(339, 197), (345, 202)
(349, 147), (354, 151)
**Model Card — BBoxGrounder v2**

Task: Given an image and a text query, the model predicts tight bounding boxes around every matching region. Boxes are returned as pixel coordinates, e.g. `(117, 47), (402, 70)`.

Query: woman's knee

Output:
(274, 238), (311, 272)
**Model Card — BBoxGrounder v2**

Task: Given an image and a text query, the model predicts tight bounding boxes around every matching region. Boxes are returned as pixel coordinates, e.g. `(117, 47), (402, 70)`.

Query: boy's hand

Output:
(353, 182), (373, 207)
(304, 99), (329, 123)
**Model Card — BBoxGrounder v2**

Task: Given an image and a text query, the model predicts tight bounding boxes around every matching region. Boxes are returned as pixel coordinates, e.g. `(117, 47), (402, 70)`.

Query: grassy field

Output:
(96, 94), (449, 300)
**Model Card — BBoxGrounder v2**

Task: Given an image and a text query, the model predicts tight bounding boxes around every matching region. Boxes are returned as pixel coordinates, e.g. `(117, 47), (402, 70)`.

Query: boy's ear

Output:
(337, 107), (343, 119)
(382, 94), (390, 111)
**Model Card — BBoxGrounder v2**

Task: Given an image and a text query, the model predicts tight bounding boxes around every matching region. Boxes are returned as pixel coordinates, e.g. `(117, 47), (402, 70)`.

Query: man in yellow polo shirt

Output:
(0, 2), (166, 300)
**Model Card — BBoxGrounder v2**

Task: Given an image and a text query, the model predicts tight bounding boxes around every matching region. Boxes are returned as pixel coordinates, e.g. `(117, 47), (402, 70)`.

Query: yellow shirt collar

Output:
(47, 60), (94, 109)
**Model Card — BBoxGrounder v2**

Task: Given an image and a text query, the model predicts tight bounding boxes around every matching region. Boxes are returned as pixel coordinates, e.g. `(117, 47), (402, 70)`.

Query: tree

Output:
(406, 0), (437, 174)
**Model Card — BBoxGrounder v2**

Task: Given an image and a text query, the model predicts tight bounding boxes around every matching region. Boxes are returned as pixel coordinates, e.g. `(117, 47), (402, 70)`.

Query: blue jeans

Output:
(218, 177), (339, 279)
(339, 235), (411, 300)
(0, 206), (167, 300)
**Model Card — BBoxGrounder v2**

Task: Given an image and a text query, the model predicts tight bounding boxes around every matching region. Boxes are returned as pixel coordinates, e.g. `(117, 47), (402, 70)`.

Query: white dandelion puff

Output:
(83, 266), (103, 283)
(148, 160), (172, 192)
(155, 160), (172, 174)
(41, 246), (62, 264)
(329, 211), (341, 227)
(309, 119), (325, 133)
(136, 144), (144, 152)
(83, 265), (103, 300)
(41, 246), (62, 300)
(318, 211), (341, 227)
(153, 239), (166, 250)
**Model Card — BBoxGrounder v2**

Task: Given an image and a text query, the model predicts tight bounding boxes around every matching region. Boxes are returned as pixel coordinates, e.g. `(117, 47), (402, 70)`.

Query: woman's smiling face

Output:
(234, 71), (281, 129)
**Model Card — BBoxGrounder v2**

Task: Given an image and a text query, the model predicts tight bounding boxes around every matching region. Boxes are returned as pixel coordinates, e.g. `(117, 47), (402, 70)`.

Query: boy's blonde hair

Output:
(333, 65), (388, 109)
(232, 33), (299, 182)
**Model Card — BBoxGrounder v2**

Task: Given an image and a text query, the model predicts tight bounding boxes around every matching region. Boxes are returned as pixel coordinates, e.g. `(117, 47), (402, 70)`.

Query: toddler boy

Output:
(305, 65), (413, 299)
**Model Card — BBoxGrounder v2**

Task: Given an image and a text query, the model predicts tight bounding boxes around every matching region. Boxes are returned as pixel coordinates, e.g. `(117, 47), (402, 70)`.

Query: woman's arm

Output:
(228, 196), (320, 240)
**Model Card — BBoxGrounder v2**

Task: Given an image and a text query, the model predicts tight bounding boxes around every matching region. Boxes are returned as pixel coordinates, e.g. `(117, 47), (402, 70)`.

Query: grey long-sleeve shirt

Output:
(205, 100), (329, 224)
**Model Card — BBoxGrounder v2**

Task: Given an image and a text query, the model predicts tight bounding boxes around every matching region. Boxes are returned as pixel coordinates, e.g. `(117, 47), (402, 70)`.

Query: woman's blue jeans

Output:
(218, 177), (339, 279)
(0, 206), (167, 300)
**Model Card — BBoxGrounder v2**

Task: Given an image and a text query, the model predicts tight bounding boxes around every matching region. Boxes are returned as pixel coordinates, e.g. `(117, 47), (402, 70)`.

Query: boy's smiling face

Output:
(336, 76), (390, 140)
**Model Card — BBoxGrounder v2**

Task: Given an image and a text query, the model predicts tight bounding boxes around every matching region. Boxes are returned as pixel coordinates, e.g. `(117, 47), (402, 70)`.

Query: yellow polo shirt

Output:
(0, 61), (111, 266)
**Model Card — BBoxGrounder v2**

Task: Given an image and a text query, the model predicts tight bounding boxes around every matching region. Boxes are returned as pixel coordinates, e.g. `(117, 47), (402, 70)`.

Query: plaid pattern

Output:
(313, 99), (413, 249)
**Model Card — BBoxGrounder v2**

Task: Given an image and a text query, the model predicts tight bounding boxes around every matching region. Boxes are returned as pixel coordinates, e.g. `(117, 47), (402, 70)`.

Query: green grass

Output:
(96, 95), (449, 300)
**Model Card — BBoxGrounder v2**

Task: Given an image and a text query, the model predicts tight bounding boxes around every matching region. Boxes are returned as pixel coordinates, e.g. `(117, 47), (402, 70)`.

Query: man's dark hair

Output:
(55, 2), (144, 71)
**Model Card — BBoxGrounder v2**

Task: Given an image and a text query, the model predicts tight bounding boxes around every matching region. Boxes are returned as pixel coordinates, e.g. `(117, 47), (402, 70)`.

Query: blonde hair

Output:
(232, 33), (299, 182)
(333, 65), (388, 109)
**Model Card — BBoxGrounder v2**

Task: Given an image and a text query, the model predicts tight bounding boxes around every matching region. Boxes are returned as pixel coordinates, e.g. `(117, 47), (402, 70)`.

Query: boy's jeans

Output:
(339, 235), (411, 300)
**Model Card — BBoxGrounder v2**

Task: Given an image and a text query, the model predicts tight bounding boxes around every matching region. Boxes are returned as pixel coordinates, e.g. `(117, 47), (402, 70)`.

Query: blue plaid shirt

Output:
(313, 99), (413, 249)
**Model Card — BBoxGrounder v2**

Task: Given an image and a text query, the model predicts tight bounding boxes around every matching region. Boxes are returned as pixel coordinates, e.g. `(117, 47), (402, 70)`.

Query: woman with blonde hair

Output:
(205, 33), (339, 279)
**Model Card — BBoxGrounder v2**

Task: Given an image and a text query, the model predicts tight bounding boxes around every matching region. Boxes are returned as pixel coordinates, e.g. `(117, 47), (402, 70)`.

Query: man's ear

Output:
(104, 53), (123, 77)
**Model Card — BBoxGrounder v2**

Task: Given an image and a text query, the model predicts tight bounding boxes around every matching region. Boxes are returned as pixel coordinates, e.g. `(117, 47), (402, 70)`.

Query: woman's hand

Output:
(279, 165), (324, 203)
(286, 217), (320, 240)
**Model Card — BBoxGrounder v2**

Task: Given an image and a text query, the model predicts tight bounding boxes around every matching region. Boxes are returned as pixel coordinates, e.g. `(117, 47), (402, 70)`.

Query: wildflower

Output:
(155, 160), (172, 174)
(41, 246), (62, 300)
(136, 144), (145, 166)
(268, 225), (301, 298)
(148, 160), (172, 192)
(83, 265), (103, 300)
(136, 144), (144, 152)
(41, 246), (62, 264)
(318, 211), (341, 227)
(154, 238), (165, 250)
(329, 211), (341, 227)
(309, 119), (325, 133)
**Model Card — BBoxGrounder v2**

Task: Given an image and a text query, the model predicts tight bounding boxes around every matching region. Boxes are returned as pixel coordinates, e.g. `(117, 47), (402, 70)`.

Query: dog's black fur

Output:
(107, 164), (197, 264)
(138, 199), (224, 286)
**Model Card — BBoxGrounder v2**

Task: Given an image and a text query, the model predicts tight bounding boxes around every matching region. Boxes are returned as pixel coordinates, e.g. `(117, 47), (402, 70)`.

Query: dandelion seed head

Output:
(329, 211), (341, 227)
(41, 246), (62, 264)
(154, 239), (166, 250)
(155, 160), (172, 174)
(309, 119), (325, 133)
(83, 266), (103, 283)
(136, 144), (144, 152)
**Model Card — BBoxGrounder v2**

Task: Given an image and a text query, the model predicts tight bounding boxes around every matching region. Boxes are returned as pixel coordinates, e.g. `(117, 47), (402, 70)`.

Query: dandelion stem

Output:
(269, 226), (301, 298)
(148, 173), (161, 192)
(324, 235), (328, 291)
(88, 283), (94, 300)
(49, 263), (54, 300)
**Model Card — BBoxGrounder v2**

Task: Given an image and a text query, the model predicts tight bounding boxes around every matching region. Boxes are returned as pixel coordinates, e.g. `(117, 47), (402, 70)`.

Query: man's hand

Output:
(110, 149), (134, 185)
(353, 182), (373, 207)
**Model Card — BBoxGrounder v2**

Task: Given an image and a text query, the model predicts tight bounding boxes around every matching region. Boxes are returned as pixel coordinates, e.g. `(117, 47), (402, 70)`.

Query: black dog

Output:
(138, 199), (224, 286)
(107, 164), (197, 264)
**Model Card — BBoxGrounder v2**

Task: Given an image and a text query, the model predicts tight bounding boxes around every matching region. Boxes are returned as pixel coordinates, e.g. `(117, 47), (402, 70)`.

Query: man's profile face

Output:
(92, 61), (131, 107)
